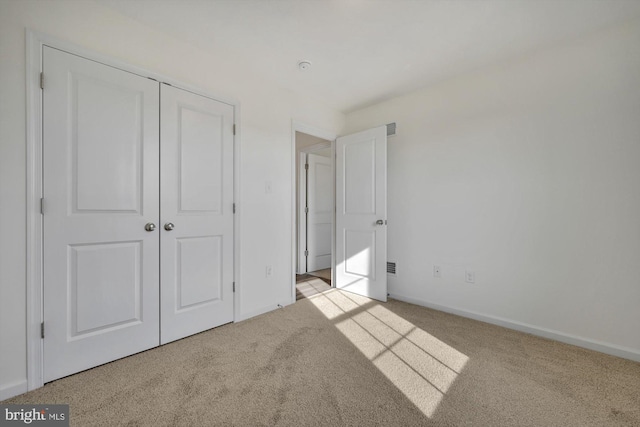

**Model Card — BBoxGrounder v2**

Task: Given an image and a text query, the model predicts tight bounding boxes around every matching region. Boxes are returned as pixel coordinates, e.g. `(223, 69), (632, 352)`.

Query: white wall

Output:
(0, 0), (344, 399)
(345, 19), (640, 360)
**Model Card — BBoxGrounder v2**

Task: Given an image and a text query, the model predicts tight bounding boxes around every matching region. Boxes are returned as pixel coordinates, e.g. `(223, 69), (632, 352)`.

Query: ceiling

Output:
(98, 0), (640, 113)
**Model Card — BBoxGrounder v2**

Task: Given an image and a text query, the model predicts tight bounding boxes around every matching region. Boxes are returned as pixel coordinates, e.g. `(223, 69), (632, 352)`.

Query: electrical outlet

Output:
(266, 265), (273, 278)
(465, 270), (475, 283)
(433, 266), (441, 278)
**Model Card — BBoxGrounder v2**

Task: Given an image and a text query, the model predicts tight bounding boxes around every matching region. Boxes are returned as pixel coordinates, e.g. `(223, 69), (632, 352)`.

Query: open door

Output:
(335, 126), (387, 301)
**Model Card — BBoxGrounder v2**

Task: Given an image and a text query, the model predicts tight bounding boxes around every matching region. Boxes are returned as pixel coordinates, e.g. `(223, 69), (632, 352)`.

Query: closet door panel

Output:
(160, 84), (234, 344)
(43, 46), (160, 382)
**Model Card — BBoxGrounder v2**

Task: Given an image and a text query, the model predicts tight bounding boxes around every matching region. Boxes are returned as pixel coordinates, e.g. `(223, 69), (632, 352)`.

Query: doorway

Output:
(294, 130), (334, 300)
(291, 124), (389, 303)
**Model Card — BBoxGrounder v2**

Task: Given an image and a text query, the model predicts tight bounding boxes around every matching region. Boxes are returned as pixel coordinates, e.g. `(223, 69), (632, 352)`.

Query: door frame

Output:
(290, 122), (337, 303)
(26, 30), (241, 391)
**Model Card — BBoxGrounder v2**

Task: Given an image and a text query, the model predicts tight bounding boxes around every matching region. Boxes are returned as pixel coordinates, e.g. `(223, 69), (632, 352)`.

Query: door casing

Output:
(26, 31), (241, 391)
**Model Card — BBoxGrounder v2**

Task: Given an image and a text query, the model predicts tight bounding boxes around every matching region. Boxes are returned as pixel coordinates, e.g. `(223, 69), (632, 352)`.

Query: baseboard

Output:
(389, 292), (640, 363)
(0, 379), (28, 401)
(235, 300), (290, 322)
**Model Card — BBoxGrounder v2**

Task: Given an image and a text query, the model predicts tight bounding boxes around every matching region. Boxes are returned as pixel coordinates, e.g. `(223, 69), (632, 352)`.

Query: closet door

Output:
(160, 84), (235, 344)
(43, 46), (160, 382)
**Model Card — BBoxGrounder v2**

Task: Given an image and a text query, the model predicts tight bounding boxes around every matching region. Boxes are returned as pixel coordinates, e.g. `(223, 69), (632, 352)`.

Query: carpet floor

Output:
(5, 285), (640, 426)
(296, 273), (331, 300)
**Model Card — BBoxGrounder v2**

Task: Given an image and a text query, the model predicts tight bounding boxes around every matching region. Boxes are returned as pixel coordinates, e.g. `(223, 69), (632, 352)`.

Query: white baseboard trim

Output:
(0, 380), (28, 401)
(236, 300), (290, 323)
(389, 292), (640, 363)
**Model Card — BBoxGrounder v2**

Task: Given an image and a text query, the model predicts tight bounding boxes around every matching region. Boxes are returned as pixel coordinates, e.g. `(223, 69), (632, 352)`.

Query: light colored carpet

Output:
(296, 277), (331, 300)
(5, 286), (640, 426)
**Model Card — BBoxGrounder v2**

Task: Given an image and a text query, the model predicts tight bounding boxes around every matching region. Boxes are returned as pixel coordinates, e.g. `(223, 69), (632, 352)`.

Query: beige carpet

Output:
(296, 276), (331, 300)
(5, 288), (640, 426)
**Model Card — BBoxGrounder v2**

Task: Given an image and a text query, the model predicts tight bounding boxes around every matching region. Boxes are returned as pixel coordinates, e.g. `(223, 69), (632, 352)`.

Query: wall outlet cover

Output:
(433, 266), (441, 278)
(465, 270), (475, 283)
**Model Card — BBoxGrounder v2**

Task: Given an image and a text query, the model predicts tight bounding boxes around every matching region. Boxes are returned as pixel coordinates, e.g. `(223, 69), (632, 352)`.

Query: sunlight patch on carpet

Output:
(296, 278), (331, 298)
(308, 289), (469, 418)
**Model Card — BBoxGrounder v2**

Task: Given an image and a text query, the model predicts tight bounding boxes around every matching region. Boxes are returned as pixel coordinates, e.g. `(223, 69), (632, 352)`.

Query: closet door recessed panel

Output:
(178, 107), (223, 213)
(73, 75), (143, 214)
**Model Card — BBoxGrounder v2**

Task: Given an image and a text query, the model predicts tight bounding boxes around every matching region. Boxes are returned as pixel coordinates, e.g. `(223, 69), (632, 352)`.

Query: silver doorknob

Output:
(164, 222), (175, 231)
(145, 222), (156, 232)
(376, 219), (385, 225)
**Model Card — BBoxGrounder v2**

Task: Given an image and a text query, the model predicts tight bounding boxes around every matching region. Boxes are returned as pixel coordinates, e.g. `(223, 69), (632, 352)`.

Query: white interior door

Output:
(335, 126), (387, 301)
(43, 46), (160, 382)
(307, 153), (333, 272)
(298, 153), (307, 274)
(160, 84), (235, 344)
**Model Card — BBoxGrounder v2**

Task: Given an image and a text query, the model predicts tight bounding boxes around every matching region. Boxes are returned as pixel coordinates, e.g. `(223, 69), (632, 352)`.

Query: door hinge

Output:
(40, 198), (44, 215)
(41, 322), (44, 339)
(304, 206), (308, 214)
(233, 203), (236, 214)
(40, 72), (44, 90)
(232, 282), (236, 293)
(304, 250), (309, 257)
(233, 124), (236, 135)
(305, 163), (309, 170)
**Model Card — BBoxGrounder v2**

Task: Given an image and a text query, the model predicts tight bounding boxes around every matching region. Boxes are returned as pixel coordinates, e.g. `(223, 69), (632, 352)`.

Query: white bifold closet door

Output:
(159, 84), (234, 344)
(42, 46), (234, 382)
(42, 46), (161, 382)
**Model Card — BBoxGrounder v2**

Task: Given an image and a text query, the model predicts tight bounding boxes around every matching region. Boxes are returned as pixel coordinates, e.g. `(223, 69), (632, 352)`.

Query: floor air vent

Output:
(387, 262), (397, 275)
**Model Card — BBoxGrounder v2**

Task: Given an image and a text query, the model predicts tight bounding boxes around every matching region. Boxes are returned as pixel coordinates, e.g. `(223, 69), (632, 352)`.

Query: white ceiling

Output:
(98, 0), (640, 113)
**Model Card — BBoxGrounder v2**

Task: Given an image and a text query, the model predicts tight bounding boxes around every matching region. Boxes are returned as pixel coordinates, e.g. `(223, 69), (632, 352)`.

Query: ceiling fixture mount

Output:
(297, 60), (312, 71)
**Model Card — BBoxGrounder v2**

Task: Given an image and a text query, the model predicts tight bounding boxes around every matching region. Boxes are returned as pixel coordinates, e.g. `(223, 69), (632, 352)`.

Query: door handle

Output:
(164, 222), (175, 231)
(145, 222), (156, 232)
(376, 219), (385, 225)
